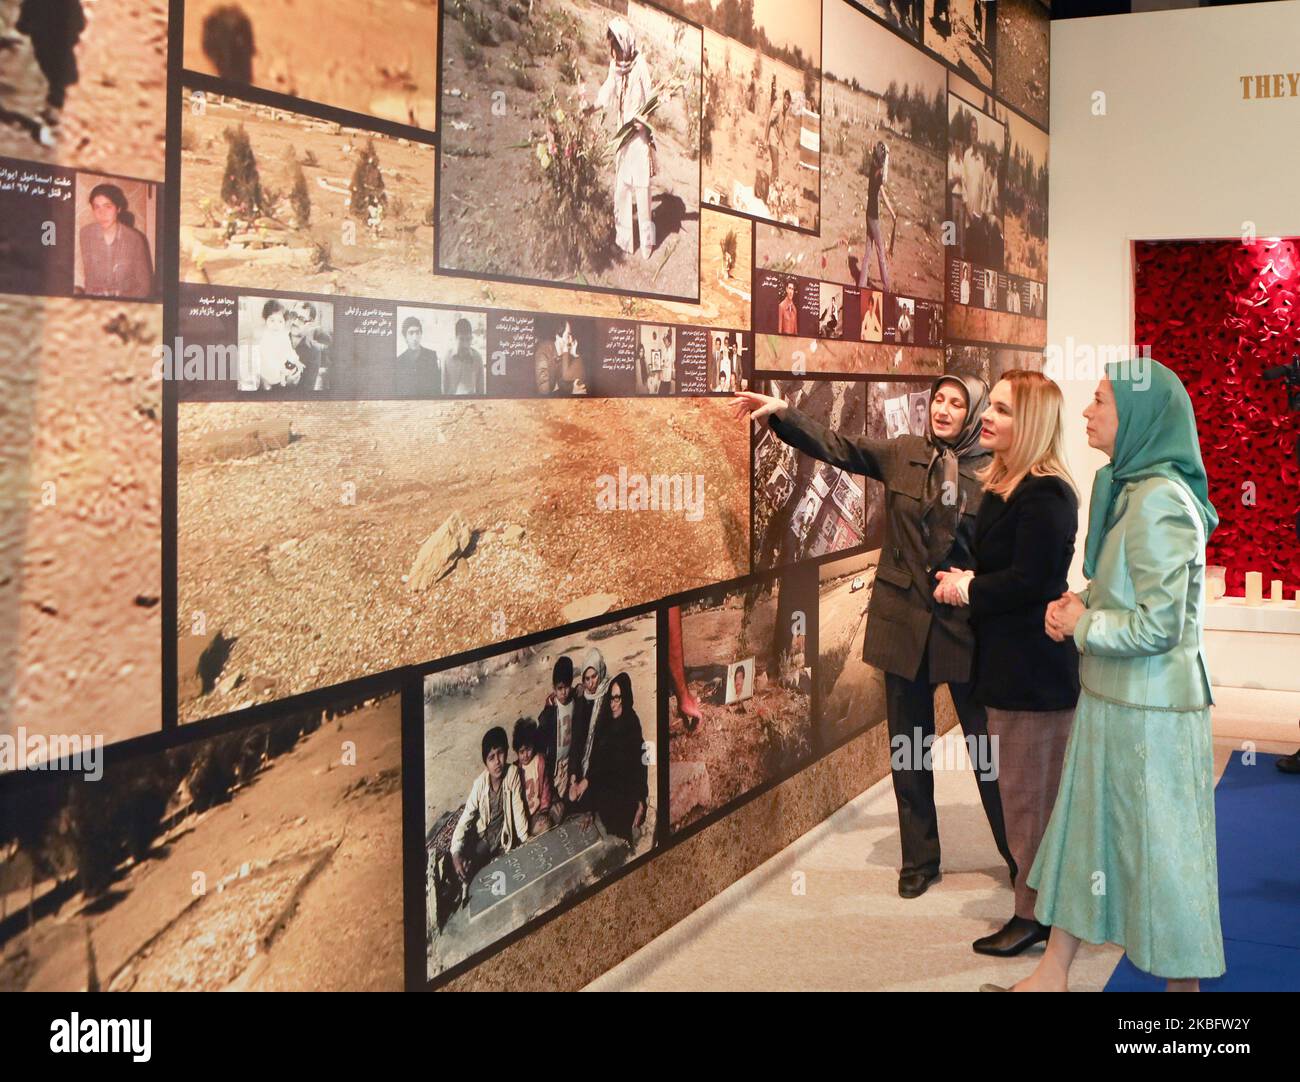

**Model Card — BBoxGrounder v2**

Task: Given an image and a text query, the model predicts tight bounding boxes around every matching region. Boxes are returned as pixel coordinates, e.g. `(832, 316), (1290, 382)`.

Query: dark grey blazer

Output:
(768, 406), (989, 685)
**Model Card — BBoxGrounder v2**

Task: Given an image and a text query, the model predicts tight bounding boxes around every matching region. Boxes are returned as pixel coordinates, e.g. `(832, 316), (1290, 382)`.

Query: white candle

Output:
(1271, 579), (1283, 602)
(1244, 572), (1263, 606)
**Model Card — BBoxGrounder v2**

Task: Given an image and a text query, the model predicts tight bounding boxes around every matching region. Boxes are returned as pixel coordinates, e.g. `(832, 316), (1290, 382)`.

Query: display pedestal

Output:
(1205, 595), (1300, 693)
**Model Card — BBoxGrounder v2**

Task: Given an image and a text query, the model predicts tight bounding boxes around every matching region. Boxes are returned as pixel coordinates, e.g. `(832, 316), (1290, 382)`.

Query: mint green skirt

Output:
(1027, 689), (1226, 980)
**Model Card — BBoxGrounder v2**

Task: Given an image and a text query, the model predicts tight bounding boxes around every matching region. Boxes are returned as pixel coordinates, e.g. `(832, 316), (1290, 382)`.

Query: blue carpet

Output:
(1105, 751), (1300, 991)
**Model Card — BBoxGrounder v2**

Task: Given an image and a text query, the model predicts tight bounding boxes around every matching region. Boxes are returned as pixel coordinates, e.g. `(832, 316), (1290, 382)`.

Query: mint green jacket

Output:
(1073, 476), (1213, 711)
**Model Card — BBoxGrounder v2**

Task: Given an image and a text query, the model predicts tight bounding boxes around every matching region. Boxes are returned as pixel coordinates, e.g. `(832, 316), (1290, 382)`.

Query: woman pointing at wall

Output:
(734, 377), (1016, 899)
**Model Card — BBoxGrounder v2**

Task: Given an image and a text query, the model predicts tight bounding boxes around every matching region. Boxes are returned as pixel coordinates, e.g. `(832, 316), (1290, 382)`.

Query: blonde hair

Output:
(978, 370), (1076, 499)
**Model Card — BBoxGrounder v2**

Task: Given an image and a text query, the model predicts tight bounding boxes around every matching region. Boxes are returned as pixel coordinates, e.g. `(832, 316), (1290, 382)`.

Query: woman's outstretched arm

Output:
(732, 390), (892, 481)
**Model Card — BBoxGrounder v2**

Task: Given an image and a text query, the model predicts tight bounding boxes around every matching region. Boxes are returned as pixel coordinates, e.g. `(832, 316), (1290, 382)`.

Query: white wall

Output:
(1047, 1), (1300, 585)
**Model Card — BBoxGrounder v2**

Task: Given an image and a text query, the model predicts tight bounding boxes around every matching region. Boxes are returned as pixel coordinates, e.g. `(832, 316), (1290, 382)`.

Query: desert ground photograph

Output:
(817, 551), (887, 750)
(176, 396), (748, 722)
(179, 90), (437, 300)
(754, 330), (943, 377)
(424, 614), (656, 980)
(667, 570), (814, 831)
(0, 294), (162, 766)
(182, 0), (440, 132)
(995, 0), (1049, 130)
(756, 0), (946, 302)
(437, 0), (702, 301)
(0, 0), (166, 180)
(0, 692), (403, 992)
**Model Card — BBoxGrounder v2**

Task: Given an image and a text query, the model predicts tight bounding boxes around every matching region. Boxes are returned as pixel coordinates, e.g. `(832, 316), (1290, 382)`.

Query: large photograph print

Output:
(176, 397), (747, 722)
(425, 614), (657, 981)
(756, 0), (946, 303)
(667, 569), (815, 831)
(178, 89), (437, 300)
(437, 0), (703, 301)
(667, 0), (823, 232)
(0, 690), (403, 991)
(752, 378), (867, 571)
(182, 0), (441, 131)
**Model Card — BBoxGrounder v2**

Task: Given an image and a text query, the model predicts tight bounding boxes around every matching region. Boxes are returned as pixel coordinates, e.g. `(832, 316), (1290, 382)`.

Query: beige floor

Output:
(589, 693), (1299, 992)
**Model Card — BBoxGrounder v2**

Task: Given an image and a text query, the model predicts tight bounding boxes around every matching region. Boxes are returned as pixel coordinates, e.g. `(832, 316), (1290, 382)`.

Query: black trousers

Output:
(884, 657), (1016, 880)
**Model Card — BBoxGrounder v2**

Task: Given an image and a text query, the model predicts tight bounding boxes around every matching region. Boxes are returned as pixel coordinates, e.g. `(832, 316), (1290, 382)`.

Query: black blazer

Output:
(768, 406), (987, 685)
(968, 474), (1080, 711)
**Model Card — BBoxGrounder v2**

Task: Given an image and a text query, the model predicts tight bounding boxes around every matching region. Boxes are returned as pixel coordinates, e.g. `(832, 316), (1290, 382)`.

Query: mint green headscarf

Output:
(1082, 358), (1218, 579)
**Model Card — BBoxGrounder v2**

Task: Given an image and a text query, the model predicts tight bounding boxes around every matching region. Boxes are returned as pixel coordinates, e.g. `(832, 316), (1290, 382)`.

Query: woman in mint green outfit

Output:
(989, 359), (1225, 991)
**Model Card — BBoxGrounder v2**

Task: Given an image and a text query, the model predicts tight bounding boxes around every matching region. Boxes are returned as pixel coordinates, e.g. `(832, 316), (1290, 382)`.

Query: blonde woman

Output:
(933, 371), (1080, 957)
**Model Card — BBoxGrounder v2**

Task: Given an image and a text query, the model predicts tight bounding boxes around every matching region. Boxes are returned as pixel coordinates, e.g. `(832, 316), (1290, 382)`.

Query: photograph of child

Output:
(235, 296), (335, 395)
(425, 614), (656, 981)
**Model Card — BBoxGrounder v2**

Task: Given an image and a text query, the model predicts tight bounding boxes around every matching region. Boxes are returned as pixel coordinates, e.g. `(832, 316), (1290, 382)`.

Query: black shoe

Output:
(972, 915), (1050, 957)
(898, 869), (941, 898)
(1277, 749), (1300, 774)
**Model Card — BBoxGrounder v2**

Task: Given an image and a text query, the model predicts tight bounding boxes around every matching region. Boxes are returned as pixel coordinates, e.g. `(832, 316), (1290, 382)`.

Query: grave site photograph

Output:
(755, 0), (947, 304)
(175, 396), (748, 722)
(664, 0), (822, 232)
(179, 90), (438, 301)
(424, 613), (656, 980)
(667, 569), (814, 831)
(0, 691), (403, 992)
(436, 0), (703, 301)
(816, 551), (887, 750)
(752, 378), (866, 572)
(182, 0), (440, 132)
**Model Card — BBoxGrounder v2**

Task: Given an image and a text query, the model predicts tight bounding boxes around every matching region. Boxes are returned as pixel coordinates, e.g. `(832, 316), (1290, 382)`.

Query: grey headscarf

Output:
(921, 374), (990, 569)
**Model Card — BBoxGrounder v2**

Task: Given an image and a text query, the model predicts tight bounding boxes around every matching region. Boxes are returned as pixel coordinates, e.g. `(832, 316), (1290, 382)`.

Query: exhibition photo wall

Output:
(0, 0), (1049, 991)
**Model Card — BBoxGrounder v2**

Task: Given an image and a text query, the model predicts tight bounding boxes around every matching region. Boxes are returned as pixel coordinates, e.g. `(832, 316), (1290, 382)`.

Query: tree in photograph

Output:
(285, 146), (312, 227)
(220, 123), (265, 216)
(349, 139), (388, 227)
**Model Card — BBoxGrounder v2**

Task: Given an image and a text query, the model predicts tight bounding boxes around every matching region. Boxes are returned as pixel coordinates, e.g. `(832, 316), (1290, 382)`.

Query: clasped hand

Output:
(933, 568), (973, 606)
(1045, 591), (1085, 642)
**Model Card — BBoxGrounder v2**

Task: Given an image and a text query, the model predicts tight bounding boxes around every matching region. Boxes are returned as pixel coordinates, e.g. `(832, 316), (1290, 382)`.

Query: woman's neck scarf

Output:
(1082, 358), (1218, 579)
(606, 17), (639, 114)
(579, 647), (610, 775)
(922, 374), (990, 569)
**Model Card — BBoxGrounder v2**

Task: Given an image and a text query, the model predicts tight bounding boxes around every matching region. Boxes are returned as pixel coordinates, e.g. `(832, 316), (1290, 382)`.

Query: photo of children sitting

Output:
(424, 617), (657, 981)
